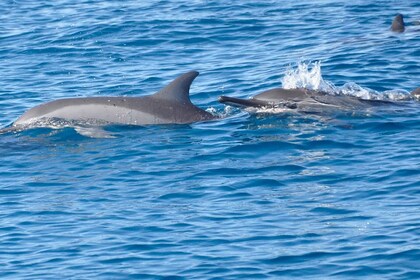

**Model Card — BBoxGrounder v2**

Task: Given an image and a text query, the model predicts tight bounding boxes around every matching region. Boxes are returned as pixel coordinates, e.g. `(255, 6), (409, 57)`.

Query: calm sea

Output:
(1, 0), (419, 279)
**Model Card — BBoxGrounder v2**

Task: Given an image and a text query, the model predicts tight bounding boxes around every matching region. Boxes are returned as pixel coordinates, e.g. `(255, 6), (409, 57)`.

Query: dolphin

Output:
(1, 71), (216, 134)
(390, 14), (420, 33)
(218, 87), (412, 114)
(391, 14), (405, 33)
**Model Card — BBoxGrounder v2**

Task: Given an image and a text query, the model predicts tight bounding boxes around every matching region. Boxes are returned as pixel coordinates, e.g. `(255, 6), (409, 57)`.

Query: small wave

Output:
(249, 107), (295, 114)
(340, 82), (413, 101)
(281, 61), (413, 101)
(206, 105), (236, 118)
(8, 118), (117, 138)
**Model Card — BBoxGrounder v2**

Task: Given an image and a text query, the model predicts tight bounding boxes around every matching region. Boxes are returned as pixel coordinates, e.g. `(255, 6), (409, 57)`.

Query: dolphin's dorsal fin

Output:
(154, 71), (199, 105)
(391, 14), (405, 33)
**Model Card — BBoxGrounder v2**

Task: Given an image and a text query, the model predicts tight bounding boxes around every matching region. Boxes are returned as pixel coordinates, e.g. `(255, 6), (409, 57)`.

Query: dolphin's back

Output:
(12, 71), (215, 128)
(254, 88), (310, 102)
(15, 95), (213, 126)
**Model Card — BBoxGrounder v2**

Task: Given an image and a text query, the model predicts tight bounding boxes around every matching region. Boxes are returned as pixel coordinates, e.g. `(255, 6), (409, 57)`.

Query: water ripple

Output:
(1, 0), (420, 279)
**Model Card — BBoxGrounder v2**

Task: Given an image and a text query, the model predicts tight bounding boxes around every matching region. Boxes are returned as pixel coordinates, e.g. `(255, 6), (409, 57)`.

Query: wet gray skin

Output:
(7, 71), (216, 131)
(391, 13), (405, 33)
(218, 87), (407, 114)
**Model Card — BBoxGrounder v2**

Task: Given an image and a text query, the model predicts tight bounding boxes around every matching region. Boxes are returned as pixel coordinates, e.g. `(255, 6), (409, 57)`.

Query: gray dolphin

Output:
(218, 87), (411, 114)
(391, 14), (405, 33)
(390, 14), (420, 33)
(1, 71), (216, 134)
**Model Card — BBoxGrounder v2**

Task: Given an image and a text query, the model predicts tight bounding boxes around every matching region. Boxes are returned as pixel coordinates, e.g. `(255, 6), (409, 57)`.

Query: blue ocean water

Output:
(1, 0), (420, 279)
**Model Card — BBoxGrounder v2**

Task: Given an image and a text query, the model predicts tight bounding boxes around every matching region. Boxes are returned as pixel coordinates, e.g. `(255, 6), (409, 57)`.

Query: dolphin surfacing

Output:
(391, 14), (405, 33)
(3, 71), (216, 133)
(219, 88), (399, 114)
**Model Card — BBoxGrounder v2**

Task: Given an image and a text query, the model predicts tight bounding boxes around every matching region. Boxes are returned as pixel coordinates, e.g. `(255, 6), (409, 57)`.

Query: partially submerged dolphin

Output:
(391, 14), (405, 33)
(1, 71), (216, 134)
(390, 13), (420, 33)
(219, 87), (418, 114)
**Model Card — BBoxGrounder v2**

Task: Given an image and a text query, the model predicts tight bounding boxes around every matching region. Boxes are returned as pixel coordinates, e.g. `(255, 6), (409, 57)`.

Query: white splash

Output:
(281, 61), (337, 93)
(206, 106), (235, 118)
(249, 107), (295, 114)
(280, 61), (413, 101)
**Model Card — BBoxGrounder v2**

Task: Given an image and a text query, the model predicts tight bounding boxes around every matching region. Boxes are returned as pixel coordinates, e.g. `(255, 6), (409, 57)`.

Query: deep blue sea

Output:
(1, 1), (420, 279)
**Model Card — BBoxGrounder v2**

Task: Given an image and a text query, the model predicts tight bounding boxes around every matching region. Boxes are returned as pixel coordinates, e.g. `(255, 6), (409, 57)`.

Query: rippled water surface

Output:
(1, 1), (419, 279)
